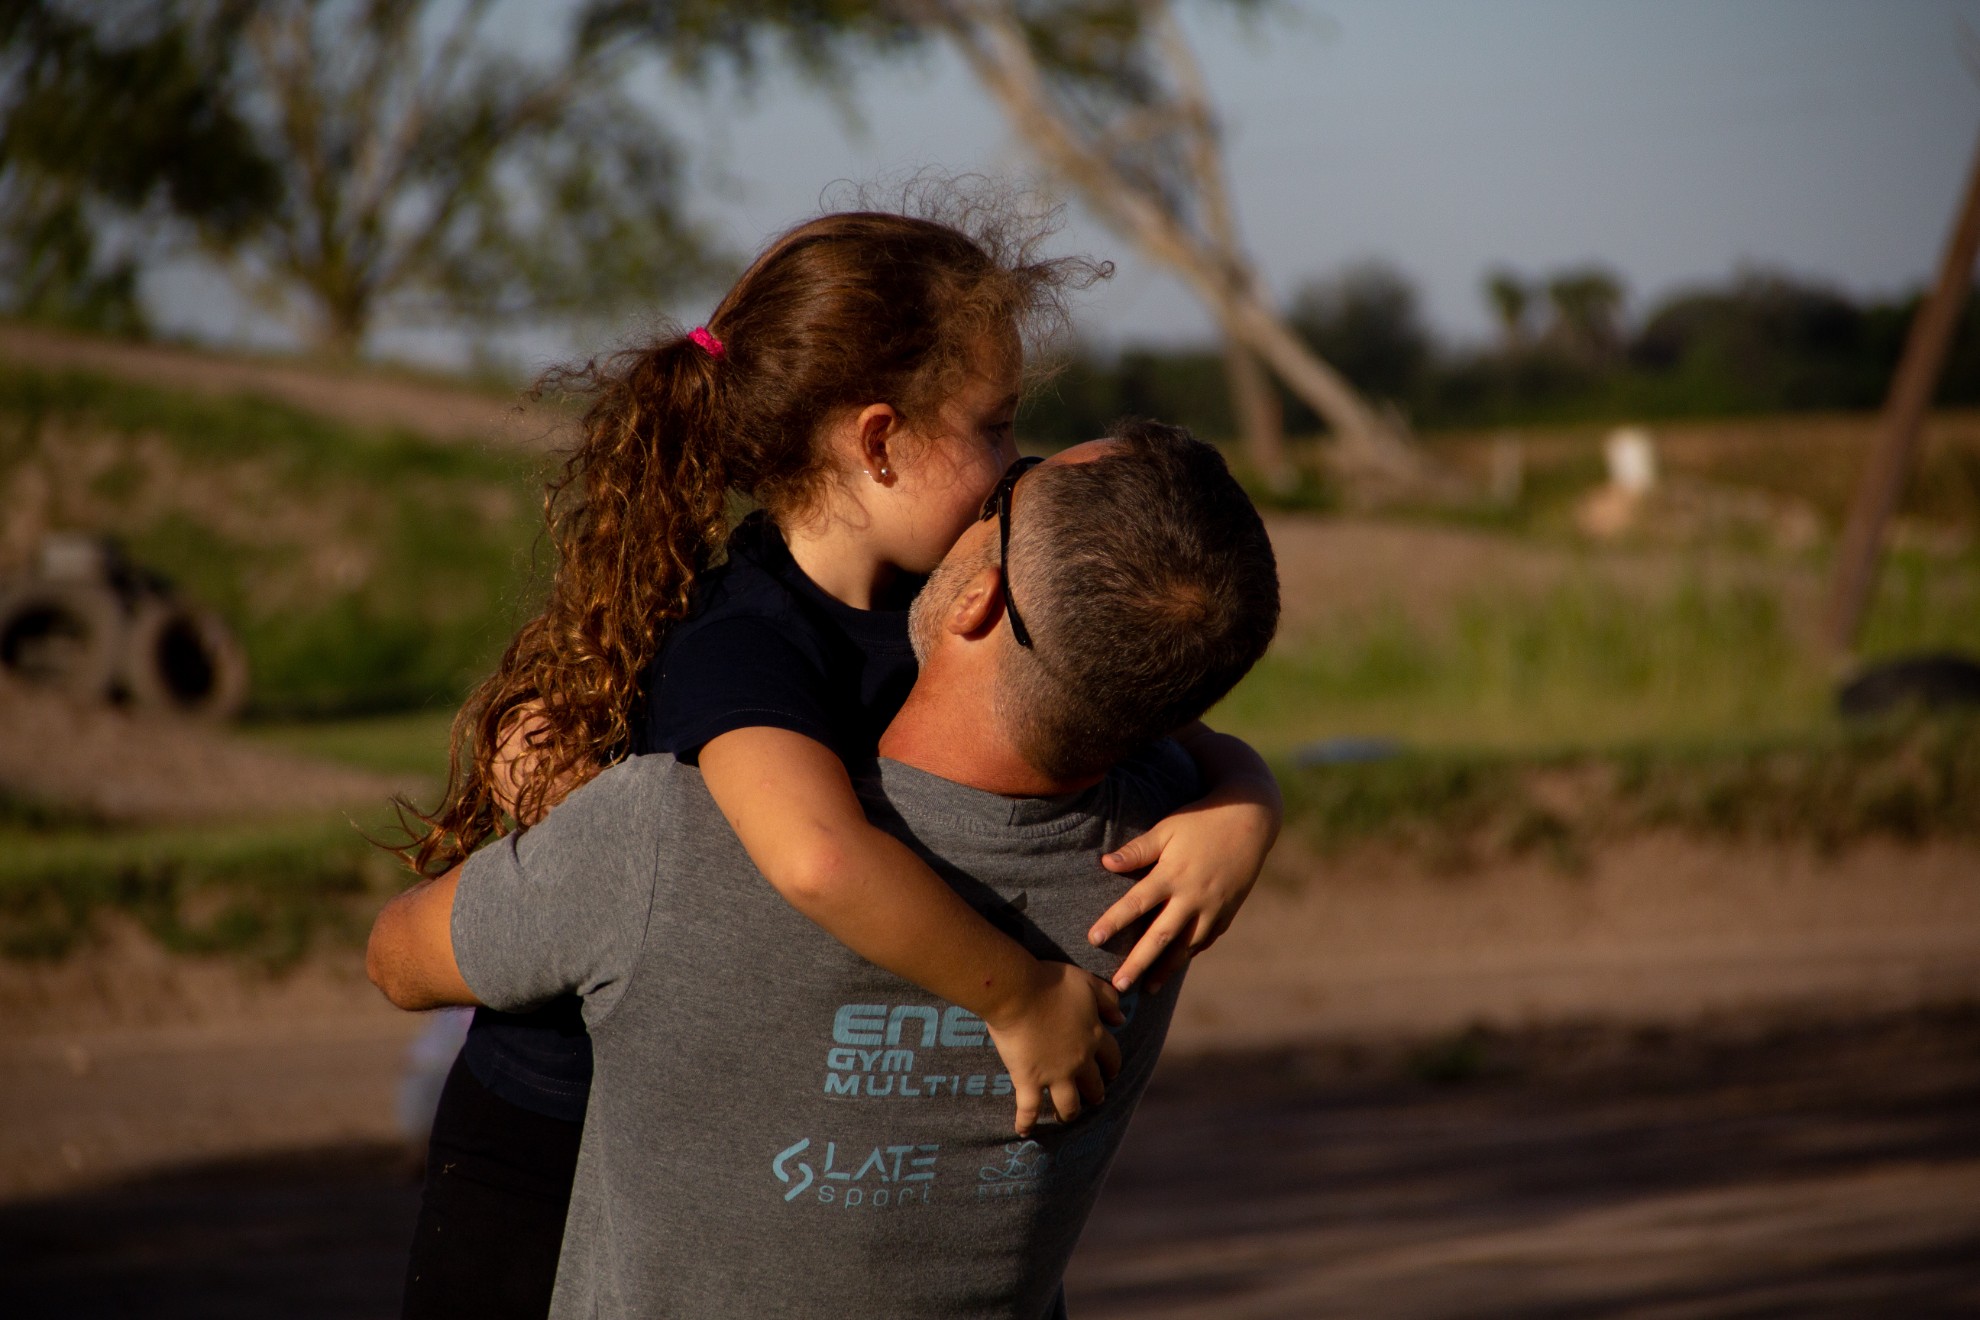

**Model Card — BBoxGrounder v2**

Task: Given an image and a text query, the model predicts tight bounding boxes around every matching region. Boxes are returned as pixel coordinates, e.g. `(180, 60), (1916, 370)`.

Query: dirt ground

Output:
(0, 321), (569, 449)
(1, 1011), (1974, 1319)
(1065, 1010), (1980, 1319)
(0, 678), (420, 823)
(2, 831), (1977, 1313)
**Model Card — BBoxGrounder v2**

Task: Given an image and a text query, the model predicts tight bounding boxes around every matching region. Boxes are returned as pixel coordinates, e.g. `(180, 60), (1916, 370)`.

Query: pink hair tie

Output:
(689, 326), (725, 358)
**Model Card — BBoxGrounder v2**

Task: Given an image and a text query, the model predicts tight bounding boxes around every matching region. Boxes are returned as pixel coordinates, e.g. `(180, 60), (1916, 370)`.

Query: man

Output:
(368, 421), (1280, 1318)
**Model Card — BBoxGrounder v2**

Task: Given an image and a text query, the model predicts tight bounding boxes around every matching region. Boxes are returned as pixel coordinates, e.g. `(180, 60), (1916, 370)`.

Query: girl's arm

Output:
(1085, 722), (1283, 994)
(699, 726), (1122, 1136)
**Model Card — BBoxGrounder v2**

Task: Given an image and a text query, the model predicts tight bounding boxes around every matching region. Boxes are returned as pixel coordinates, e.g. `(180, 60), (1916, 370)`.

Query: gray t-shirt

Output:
(453, 744), (1199, 1320)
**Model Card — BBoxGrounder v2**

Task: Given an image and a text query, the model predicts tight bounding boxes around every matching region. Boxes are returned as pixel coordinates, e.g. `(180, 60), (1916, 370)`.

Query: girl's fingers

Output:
(1088, 880), (1168, 947)
(1100, 828), (1167, 874)
(1054, 1075), (1088, 1123)
(1074, 1062), (1106, 1111)
(1111, 916), (1185, 991)
(1013, 1086), (1041, 1137)
(1092, 976), (1125, 1026)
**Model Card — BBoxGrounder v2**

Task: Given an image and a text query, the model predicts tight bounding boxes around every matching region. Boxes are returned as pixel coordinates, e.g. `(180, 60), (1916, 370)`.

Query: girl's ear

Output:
(853, 403), (902, 484)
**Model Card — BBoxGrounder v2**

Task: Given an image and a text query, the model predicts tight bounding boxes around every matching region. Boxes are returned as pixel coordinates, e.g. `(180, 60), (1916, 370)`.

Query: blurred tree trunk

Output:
(1154, 0), (1285, 487)
(1822, 121), (1980, 656)
(910, 0), (1419, 483)
(1221, 340), (1286, 486)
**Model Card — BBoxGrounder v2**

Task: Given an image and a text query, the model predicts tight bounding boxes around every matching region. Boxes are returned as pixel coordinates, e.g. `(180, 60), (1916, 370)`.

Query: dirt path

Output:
(0, 942), (424, 1202)
(2, 1013), (1974, 1318)
(1065, 1012), (1980, 1319)
(4, 835), (1975, 1207)
(0, 321), (569, 448)
(0, 679), (422, 823)
(1165, 834), (1980, 1052)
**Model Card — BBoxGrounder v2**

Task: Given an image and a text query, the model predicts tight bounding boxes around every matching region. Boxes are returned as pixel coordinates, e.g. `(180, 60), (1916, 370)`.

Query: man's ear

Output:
(946, 565), (1004, 637)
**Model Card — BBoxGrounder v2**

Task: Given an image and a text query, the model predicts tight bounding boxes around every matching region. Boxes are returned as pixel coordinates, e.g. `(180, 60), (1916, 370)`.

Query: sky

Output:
(149, 0), (1980, 366)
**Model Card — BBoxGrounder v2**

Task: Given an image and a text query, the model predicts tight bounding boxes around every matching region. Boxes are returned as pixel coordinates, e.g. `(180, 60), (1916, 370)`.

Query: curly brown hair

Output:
(398, 207), (1106, 876)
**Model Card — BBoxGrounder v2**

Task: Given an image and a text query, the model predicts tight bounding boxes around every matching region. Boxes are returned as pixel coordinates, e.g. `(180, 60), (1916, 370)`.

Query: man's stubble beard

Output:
(908, 546), (982, 665)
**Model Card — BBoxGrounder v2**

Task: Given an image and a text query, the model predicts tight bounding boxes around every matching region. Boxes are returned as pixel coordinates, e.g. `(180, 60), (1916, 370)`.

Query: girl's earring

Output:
(875, 465), (891, 482)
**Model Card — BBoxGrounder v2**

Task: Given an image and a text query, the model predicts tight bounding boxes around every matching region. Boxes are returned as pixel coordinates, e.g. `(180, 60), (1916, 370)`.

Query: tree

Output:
(1289, 261), (1432, 409)
(1825, 122), (1980, 655)
(1, 0), (721, 357)
(586, 0), (1421, 485)
(1542, 265), (1626, 363)
(1482, 267), (1529, 353)
(0, 1), (277, 335)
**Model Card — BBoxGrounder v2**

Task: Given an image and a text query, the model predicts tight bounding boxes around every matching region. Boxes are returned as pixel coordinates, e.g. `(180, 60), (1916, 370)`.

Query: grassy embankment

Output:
(3, 360), (1978, 962)
(0, 363), (528, 962)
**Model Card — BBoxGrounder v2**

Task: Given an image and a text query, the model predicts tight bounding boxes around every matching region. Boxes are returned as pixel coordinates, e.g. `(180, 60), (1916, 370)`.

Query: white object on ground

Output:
(1604, 427), (1658, 492)
(396, 1007), (473, 1145)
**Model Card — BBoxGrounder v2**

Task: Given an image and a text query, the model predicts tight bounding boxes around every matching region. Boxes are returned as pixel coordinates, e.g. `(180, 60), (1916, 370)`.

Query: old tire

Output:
(1836, 651), (1980, 720)
(119, 596), (250, 719)
(0, 579), (126, 701)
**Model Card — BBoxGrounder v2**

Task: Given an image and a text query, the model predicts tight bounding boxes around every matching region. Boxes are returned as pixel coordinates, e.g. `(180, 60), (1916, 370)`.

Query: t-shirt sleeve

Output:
(1110, 738), (1205, 828)
(451, 758), (660, 1019)
(646, 615), (835, 759)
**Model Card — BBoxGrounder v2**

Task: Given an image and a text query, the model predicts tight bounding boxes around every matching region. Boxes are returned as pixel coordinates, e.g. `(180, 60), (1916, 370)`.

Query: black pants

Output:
(402, 1054), (583, 1320)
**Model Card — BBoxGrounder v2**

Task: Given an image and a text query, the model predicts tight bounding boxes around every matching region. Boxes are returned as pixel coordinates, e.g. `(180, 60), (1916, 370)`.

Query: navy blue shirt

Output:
(459, 515), (922, 1121)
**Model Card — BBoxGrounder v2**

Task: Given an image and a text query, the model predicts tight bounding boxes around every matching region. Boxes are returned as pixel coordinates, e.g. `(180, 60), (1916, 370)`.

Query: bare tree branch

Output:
(925, 0), (1417, 478)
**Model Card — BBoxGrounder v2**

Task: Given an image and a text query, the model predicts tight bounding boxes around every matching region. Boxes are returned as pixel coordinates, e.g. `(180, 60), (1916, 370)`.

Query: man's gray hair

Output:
(996, 420), (1280, 780)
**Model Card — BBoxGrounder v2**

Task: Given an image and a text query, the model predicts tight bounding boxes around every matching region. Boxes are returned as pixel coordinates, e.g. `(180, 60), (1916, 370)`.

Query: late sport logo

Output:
(773, 1137), (940, 1209)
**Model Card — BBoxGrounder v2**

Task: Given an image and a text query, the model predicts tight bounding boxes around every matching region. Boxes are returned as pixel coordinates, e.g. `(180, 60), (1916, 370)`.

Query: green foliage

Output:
(0, 815), (398, 964)
(1215, 578), (1822, 756)
(0, 0), (275, 333)
(1020, 267), (1980, 443)
(0, 363), (545, 717)
(1406, 1027), (1498, 1085)
(0, 0), (721, 353)
(1022, 344), (1237, 449)
(1287, 261), (1433, 413)
(246, 709), (459, 779)
(0, 712), (458, 966)
(1277, 717), (1980, 872)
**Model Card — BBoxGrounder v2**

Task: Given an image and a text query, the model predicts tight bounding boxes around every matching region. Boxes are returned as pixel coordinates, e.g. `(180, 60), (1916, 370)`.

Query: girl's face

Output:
(878, 334), (1023, 576)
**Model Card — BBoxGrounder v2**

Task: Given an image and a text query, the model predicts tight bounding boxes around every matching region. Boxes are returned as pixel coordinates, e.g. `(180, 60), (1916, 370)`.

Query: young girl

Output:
(396, 209), (1282, 1319)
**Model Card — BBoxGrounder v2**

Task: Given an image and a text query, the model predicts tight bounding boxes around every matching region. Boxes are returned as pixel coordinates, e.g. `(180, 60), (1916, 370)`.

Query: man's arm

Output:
(367, 865), (480, 1010)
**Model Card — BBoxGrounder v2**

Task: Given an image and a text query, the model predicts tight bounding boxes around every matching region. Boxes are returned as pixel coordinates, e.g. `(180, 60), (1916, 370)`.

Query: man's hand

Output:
(1087, 785), (1279, 995)
(367, 865), (480, 1010)
(981, 959), (1124, 1136)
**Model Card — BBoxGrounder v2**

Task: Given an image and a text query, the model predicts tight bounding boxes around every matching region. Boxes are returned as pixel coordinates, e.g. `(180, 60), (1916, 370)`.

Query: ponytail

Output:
(399, 332), (730, 875)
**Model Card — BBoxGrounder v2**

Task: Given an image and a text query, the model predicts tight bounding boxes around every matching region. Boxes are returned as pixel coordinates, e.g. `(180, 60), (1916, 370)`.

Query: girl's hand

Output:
(982, 959), (1125, 1136)
(1087, 782), (1281, 994)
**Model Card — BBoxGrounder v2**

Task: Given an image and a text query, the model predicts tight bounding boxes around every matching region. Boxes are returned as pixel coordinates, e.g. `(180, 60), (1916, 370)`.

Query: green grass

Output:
(245, 708), (459, 779)
(0, 812), (406, 964)
(0, 708), (458, 966)
(0, 363), (547, 718)
(1212, 578), (1823, 757)
(1210, 553), (1980, 759)
(1273, 716), (1980, 876)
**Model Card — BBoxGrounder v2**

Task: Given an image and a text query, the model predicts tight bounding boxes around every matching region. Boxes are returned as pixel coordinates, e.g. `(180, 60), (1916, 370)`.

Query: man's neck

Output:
(878, 682), (1098, 799)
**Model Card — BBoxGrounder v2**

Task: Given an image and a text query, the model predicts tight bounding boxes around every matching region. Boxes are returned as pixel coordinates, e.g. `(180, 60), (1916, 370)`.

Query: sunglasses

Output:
(979, 455), (1045, 648)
